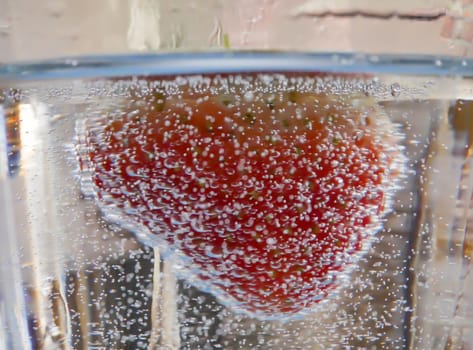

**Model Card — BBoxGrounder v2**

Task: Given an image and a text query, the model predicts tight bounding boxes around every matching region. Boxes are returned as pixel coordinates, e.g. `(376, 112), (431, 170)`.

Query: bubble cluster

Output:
(75, 73), (405, 320)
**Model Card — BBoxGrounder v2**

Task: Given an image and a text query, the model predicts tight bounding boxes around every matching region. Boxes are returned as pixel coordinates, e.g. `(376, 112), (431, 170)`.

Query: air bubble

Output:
(390, 83), (401, 97)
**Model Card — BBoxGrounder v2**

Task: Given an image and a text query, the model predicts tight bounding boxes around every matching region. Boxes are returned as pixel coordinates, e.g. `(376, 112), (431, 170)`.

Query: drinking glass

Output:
(1, 1), (473, 349)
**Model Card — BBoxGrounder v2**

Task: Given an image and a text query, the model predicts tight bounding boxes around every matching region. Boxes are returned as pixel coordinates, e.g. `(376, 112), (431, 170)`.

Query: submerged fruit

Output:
(76, 74), (403, 319)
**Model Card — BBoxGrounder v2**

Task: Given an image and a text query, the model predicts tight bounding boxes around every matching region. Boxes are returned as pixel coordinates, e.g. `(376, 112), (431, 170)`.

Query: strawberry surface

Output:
(76, 74), (403, 319)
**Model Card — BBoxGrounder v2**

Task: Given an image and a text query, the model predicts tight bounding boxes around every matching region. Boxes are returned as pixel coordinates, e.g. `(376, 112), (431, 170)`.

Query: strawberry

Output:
(76, 74), (403, 319)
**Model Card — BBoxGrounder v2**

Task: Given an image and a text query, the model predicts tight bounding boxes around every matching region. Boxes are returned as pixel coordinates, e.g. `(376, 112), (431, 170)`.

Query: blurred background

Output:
(0, 0), (468, 62)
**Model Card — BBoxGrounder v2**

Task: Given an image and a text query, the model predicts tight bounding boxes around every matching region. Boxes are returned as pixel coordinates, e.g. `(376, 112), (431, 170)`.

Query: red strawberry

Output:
(76, 74), (403, 319)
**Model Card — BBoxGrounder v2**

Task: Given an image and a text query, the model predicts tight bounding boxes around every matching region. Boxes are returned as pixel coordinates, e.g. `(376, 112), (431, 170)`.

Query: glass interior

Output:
(1, 1), (473, 349)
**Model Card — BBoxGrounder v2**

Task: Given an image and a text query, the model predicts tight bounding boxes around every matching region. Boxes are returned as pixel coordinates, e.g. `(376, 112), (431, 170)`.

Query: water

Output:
(0, 52), (473, 349)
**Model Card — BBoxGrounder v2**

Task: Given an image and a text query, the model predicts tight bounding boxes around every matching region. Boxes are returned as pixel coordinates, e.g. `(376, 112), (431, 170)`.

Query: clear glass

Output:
(1, 1), (473, 350)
